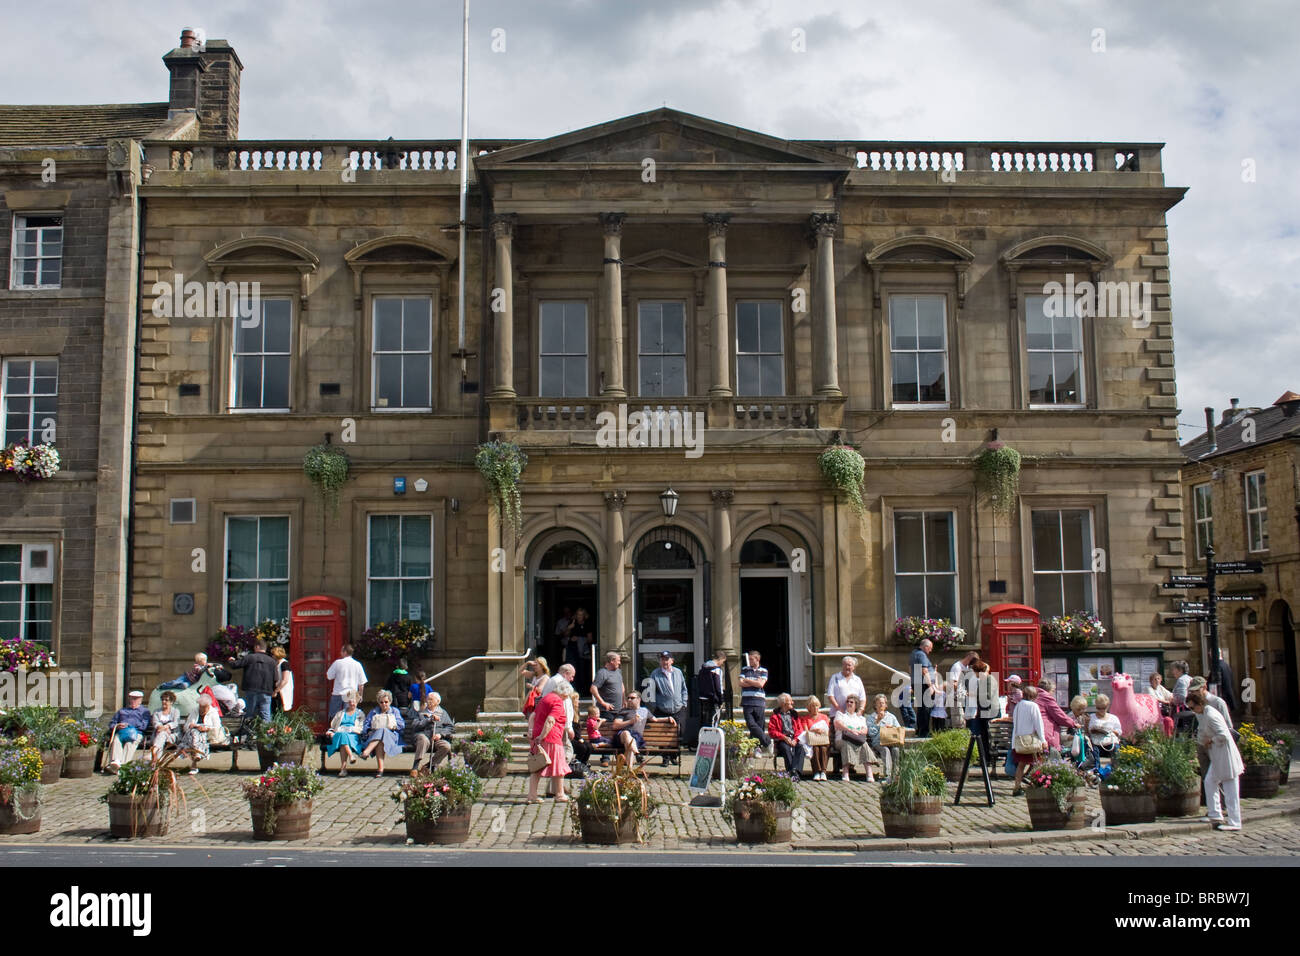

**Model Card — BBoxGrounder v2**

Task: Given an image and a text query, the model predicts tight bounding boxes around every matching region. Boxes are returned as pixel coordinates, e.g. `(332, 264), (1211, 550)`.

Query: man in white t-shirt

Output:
(326, 644), (368, 719)
(826, 657), (866, 722)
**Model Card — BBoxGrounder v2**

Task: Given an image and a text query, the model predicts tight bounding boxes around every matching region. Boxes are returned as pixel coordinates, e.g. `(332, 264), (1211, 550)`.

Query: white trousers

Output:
(1205, 770), (1242, 828)
(106, 734), (140, 768)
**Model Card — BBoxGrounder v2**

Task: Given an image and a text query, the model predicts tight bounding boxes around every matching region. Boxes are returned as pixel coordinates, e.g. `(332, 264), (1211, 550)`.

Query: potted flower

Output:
(251, 708), (316, 771)
(973, 442), (1020, 515)
(61, 714), (103, 778)
(879, 747), (946, 838)
(1264, 728), (1294, 786)
(1237, 723), (1282, 798)
(1145, 733), (1201, 816)
(0, 741), (44, 834)
(893, 617), (967, 652)
(1024, 758), (1089, 830)
(12, 706), (66, 784)
(393, 764), (484, 845)
(921, 728), (972, 782)
(453, 726), (511, 778)
(569, 757), (658, 844)
(205, 624), (260, 663)
(1042, 611), (1106, 649)
(101, 757), (182, 838)
(357, 619), (433, 667)
(2, 439), (61, 480)
(241, 762), (324, 840)
(1099, 744), (1156, 824)
(718, 719), (759, 781)
(0, 638), (58, 674)
(723, 772), (800, 843)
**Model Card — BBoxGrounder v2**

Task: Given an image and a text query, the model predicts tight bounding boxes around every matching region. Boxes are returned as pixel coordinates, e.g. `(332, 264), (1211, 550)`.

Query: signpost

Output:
(1162, 547), (1264, 689)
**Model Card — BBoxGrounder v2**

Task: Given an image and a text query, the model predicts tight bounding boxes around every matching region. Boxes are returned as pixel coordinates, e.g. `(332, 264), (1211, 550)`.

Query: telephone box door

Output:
(290, 595), (349, 732)
(980, 603), (1042, 691)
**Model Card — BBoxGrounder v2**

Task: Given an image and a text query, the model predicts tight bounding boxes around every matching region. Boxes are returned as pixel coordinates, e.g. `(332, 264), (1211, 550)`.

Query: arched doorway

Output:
(1268, 599), (1298, 723)
(632, 526), (705, 700)
(527, 532), (599, 678)
(739, 528), (812, 696)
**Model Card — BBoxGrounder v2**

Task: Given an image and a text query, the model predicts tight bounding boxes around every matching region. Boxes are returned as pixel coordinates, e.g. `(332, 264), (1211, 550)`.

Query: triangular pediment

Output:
(622, 248), (705, 270)
(476, 108), (853, 170)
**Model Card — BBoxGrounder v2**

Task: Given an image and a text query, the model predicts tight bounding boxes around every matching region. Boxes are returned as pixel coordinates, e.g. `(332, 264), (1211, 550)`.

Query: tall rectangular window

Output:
(9, 214), (63, 290)
(372, 296), (432, 410)
(893, 510), (958, 622)
(1193, 483), (1213, 560)
(889, 295), (948, 405)
(232, 298), (292, 410)
(538, 301), (588, 397)
(1244, 471), (1268, 552)
(368, 515), (433, 627)
(2, 358), (58, 445)
(224, 516), (289, 627)
(736, 301), (784, 395)
(1031, 509), (1097, 618)
(1025, 294), (1085, 406)
(0, 543), (54, 646)
(638, 301), (687, 396)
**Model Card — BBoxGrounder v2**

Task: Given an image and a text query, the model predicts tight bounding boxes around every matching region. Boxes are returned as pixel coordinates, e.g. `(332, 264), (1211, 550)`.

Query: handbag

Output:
(526, 748), (552, 773)
(1014, 733), (1044, 755)
(879, 725), (906, 747)
(807, 728), (830, 747)
(841, 730), (868, 745)
(1069, 732), (1082, 758)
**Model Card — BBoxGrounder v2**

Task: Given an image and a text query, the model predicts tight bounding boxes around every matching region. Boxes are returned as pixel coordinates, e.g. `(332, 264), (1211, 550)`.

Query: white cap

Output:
(128, 690), (144, 698)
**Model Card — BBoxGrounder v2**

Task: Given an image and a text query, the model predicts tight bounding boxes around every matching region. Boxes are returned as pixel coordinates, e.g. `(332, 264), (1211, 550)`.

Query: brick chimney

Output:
(163, 29), (243, 139)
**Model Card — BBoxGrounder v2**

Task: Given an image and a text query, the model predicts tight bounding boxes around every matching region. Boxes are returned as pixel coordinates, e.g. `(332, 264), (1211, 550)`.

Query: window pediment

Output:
(204, 236), (318, 307)
(865, 235), (973, 307)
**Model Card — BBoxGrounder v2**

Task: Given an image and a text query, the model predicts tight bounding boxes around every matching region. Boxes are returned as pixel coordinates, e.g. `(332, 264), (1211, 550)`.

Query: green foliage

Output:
(5, 706), (65, 750)
(475, 440), (528, 537)
(393, 764), (484, 823)
(880, 747), (946, 814)
(357, 619), (432, 665)
(1142, 733), (1199, 796)
(302, 443), (350, 518)
(921, 728), (971, 764)
(453, 726), (511, 767)
(1105, 763), (1152, 795)
(818, 445), (866, 517)
(1027, 758), (1086, 812)
(241, 762), (324, 805)
(1238, 723), (1286, 769)
(974, 445), (1021, 515)
(569, 758), (658, 839)
(251, 708), (317, 753)
(100, 757), (178, 801)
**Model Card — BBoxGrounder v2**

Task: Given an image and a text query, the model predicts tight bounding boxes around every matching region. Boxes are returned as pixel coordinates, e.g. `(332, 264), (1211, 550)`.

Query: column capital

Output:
(710, 489), (735, 507)
(489, 213), (517, 240)
(809, 211), (840, 239)
(599, 212), (626, 236)
(703, 212), (731, 237)
(604, 490), (627, 512)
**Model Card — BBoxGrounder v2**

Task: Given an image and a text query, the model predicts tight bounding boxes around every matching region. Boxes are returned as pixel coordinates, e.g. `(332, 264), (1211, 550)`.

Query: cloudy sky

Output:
(2, 0), (1296, 438)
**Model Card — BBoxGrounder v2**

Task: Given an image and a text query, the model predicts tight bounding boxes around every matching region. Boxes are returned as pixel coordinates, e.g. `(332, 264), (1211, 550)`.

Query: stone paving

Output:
(6, 749), (1298, 855)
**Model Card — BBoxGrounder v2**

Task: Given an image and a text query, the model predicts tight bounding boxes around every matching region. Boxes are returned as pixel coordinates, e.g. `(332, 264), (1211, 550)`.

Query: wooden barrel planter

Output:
(1239, 765), (1280, 799)
(941, 759), (967, 783)
(469, 758), (508, 779)
(880, 794), (943, 838)
(62, 748), (97, 779)
(1155, 785), (1201, 817)
(106, 793), (170, 838)
(38, 749), (65, 785)
(1026, 788), (1088, 830)
(1101, 789), (1157, 825)
(406, 808), (472, 845)
(257, 741), (309, 772)
(732, 801), (793, 844)
(0, 790), (42, 835)
(249, 798), (313, 840)
(576, 806), (640, 844)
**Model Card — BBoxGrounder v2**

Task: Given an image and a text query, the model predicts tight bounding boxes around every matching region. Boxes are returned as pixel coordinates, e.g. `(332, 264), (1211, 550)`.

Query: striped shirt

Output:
(740, 665), (768, 702)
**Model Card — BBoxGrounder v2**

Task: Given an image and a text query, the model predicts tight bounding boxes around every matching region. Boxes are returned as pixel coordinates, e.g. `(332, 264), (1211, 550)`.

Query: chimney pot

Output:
(180, 29), (197, 49)
(1204, 407), (1217, 454)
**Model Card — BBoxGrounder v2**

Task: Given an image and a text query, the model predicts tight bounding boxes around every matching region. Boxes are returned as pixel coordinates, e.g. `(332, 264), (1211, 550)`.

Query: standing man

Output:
(569, 608), (594, 677)
(947, 650), (979, 730)
(591, 652), (624, 765)
(910, 638), (937, 738)
(226, 640), (278, 722)
(740, 650), (771, 751)
(650, 651), (688, 765)
(326, 644), (369, 720)
(696, 650), (727, 728)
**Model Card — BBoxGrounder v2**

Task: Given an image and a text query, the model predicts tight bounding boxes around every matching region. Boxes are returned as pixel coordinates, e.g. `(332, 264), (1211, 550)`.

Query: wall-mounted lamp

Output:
(450, 497), (460, 514)
(659, 486), (679, 519)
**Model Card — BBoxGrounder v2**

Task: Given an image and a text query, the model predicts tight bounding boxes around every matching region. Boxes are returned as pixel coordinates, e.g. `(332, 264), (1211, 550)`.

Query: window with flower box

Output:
(2, 358), (57, 445)
(0, 543), (55, 646)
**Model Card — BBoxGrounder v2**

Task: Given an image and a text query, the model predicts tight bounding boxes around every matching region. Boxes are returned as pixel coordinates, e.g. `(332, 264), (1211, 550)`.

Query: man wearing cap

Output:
(105, 690), (152, 773)
(649, 651), (688, 765)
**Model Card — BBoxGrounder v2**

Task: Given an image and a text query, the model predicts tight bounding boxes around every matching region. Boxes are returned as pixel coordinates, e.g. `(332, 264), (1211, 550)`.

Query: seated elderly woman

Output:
(834, 695), (874, 783)
(150, 690), (182, 759)
(1087, 694), (1123, 766)
(177, 694), (222, 774)
(361, 689), (406, 776)
(326, 691), (365, 777)
(863, 693), (902, 781)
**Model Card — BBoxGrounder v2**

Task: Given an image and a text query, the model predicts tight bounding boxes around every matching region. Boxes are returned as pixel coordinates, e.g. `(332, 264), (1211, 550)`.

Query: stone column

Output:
(711, 490), (735, 660)
(604, 491), (629, 667)
(705, 213), (732, 397)
(599, 213), (627, 398)
(488, 214), (516, 399)
(810, 212), (842, 397)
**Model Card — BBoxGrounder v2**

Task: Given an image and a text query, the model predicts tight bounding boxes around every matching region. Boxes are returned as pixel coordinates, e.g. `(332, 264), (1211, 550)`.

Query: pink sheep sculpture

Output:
(1108, 673), (1173, 738)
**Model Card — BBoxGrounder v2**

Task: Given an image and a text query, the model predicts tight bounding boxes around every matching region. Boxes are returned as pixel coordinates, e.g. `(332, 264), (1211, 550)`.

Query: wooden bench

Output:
(584, 719), (681, 777)
(101, 713), (252, 773)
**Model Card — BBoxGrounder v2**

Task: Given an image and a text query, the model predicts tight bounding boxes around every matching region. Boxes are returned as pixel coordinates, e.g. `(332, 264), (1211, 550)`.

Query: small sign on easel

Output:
(688, 724), (726, 807)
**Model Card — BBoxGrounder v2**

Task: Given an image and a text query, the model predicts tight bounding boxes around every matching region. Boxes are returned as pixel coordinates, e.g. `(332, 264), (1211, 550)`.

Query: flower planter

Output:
(1155, 785), (1201, 817)
(1101, 789), (1156, 825)
(107, 792), (170, 838)
(1239, 764), (1280, 799)
(406, 808), (472, 845)
(576, 805), (640, 844)
(468, 757), (508, 778)
(0, 791), (41, 834)
(1025, 788), (1088, 830)
(880, 794), (943, 839)
(258, 741), (309, 772)
(38, 749), (64, 785)
(249, 797), (313, 840)
(1279, 764), (1289, 786)
(941, 759), (967, 783)
(732, 800), (793, 844)
(62, 748), (97, 779)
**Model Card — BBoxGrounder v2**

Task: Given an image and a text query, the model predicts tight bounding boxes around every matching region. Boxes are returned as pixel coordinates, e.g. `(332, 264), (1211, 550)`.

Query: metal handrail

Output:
(426, 649), (533, 683)
(806, 644), (907, 678)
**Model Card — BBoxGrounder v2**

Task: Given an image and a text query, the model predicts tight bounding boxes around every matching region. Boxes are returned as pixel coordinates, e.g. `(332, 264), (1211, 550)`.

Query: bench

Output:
(585, 719), (681, 777)
(101, 713), (252, 773)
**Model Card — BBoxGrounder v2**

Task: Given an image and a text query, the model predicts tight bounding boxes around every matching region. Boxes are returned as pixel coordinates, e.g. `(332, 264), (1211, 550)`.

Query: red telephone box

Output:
(290, 595), (349, 732)
(980, 603), (1042, 691)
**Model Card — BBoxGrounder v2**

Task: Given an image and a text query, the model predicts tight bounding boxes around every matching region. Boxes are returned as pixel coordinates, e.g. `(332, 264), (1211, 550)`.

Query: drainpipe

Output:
(122, 195), (147, 694)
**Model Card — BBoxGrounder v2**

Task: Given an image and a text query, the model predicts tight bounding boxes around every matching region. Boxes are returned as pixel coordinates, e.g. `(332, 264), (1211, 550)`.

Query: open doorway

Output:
(529, 534), (599, 686)
(738, 530), (810, 696)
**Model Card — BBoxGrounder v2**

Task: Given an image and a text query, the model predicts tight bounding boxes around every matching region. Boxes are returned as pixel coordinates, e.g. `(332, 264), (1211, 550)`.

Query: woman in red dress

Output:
(527, 691), (571, 803)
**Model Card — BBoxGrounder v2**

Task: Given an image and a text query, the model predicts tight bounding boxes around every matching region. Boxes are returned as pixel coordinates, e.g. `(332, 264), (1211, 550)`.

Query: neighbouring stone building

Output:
(1181, 394), (1300, 723)
(0, 29), (240, 704)
(128, 38), (1193, 718)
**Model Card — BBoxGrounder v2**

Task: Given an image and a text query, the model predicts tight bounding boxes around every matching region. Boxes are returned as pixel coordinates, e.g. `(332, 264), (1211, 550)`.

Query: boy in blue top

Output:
(740, 650), (771, 750)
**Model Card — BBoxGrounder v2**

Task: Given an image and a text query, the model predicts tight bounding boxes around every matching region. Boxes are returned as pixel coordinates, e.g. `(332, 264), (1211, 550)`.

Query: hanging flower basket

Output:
(303, 443), (350, 518)
(973, 443), (1020, 515)
(1042, 611), (1105, 648)
(476, 440), (528, 537)
(818, 444), (865, 517)
(2, 441), (60, 481)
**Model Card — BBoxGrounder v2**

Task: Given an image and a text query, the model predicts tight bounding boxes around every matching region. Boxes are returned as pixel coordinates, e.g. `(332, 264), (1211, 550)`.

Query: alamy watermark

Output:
(0, 669), (105, 716)
(150, 274), (261, 325)
(1041, 273), (1152, 328)
(595, 403), (705, 459)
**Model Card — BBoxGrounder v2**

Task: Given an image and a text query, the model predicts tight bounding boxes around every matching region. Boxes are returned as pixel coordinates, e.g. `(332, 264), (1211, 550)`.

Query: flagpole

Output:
(457, 0), (470, 375)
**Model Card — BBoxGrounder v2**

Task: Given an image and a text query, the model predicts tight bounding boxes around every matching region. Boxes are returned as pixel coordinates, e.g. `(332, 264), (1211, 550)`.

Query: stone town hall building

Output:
(4, 33), (1194, 713)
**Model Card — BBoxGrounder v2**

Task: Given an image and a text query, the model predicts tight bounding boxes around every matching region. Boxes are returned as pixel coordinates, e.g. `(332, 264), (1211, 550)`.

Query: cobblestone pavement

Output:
(5, 750), (1297, 856)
